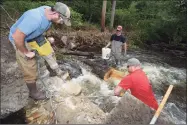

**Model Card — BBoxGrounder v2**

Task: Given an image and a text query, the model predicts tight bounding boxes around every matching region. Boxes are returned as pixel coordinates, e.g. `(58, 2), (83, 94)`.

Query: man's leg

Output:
(16, 49), (46, 100)
(42, 52), (70, 80)
(37, 56), (51, 83)
(114, 52), (122, 67)
(113, 52), (118, 65)
(109, 52), (118, 67)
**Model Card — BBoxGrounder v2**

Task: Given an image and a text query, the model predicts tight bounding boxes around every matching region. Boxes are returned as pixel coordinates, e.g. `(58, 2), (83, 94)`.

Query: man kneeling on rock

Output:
(114, 58), (159, 110)
(8, 2), (71, 100)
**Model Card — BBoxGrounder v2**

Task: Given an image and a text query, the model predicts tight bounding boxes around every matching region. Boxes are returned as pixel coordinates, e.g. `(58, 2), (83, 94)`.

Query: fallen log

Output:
(56, 50), (116, 79)
(59, 49), (94, 58)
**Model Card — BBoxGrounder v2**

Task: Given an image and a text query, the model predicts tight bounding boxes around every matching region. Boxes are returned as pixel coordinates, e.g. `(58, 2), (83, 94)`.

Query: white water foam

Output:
(38, 63), (186, 124)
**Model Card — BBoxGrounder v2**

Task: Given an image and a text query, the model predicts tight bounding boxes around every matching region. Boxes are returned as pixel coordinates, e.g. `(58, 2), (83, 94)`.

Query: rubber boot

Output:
(26, 82), (46, 100)
(115, 59), (122, 68)
(55, 68), (70, 80)
(115, 59), (119, 67)
(103, 59), (108, 66)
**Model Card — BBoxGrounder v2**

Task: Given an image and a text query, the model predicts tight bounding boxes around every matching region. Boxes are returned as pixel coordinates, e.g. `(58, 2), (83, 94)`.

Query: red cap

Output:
(117, 25), (122, 30)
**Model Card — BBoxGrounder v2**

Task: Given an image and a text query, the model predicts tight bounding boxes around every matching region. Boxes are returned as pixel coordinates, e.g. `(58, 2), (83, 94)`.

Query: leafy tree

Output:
(1, 0), (186, 48)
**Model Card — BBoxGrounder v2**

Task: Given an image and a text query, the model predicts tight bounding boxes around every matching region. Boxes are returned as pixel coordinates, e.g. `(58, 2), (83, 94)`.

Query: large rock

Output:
(27, 76), (106, 124)
(62, 81), (82, 96)
(105, 92), (174, 124)
(1, 37), (29, 118)
(55, 96), (106, 124)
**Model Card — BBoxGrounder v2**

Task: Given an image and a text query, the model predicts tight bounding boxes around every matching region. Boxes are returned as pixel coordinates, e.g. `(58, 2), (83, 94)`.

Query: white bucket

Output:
(102, 48), (111, 59)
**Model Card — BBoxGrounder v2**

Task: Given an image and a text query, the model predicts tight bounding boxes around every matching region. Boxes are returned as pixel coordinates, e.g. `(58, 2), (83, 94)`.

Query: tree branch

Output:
(0, 5), (15, 22)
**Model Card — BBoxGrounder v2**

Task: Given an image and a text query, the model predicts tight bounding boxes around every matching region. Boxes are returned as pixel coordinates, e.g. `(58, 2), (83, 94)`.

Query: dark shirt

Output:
(110, 34), (126, 43)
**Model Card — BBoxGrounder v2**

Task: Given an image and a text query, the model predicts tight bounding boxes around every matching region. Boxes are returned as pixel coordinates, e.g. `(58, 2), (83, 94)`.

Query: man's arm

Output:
(12, 29), (35, 58)
(122, 36), (127, 55)
(12, 29), (28, 53)
(13, 13), (40, 52)
(105, 42), (111, 48)
(105, 34), (114, 48)
(123, 42), (127, 50)
(114, 85), (123, 96)
(114, 74), (132, 96)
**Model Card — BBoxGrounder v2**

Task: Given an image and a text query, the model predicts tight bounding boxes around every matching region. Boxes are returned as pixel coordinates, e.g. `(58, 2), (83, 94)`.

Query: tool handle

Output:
(150, 85), (174, 124)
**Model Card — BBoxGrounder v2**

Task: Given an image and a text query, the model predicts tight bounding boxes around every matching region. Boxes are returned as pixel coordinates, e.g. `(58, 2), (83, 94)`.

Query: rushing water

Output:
(1, 49), (186, 124)
(65, 49), (187, 124)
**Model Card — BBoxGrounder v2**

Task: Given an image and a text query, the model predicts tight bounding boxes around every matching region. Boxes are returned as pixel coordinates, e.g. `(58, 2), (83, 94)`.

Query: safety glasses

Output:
(58, 12), (71, 21)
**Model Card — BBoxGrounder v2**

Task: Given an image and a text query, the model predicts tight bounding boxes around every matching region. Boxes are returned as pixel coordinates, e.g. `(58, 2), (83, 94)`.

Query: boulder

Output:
(62, 81), (82, 96)
(55, 96), (106, 124)
(1, 37), (29, 118)
(105, 92), (174, 124)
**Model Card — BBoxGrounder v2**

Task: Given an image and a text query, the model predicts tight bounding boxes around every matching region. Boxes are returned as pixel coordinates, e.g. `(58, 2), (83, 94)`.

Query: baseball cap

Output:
(117, 25), (122, 31)
(53, 2), (71, 26)
(127, 58), (141, 67)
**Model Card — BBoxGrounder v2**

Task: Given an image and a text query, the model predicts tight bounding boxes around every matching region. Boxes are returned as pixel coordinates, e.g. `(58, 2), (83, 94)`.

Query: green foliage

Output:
(62, 0), (104, 23)
(2, 0), (84, 28)
(69, 8), (83, 27)
(1, 0), (186, 48)
(73, 22), (100, 31)
(2, 0), (55, 16)
(112, 0), (186, 47)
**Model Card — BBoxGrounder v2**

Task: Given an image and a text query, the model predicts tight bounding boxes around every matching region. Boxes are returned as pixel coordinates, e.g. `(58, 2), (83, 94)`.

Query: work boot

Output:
(26, 82), (47, 100)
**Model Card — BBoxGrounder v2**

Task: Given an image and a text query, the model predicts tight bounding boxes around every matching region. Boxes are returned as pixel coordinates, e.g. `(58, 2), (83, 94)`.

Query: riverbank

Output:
(0, 29), (186, 124)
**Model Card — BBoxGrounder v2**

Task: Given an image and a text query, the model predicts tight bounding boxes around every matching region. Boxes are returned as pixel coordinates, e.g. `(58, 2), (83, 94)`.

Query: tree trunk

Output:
(101, 0), (107, 32)
(59, 49), (94, 58)
(110, 0), (116, 29)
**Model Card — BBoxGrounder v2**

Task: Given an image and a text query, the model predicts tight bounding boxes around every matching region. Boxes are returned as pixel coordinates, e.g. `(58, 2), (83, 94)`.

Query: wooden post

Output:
(101, 0), (107, 32)
(150, 85), (174, 124)
(110, 0), (116, 29)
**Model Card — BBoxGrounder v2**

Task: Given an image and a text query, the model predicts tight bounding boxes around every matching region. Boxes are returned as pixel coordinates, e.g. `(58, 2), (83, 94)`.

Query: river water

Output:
(1, 49), (186, 124)
(66, 49), (187, 124)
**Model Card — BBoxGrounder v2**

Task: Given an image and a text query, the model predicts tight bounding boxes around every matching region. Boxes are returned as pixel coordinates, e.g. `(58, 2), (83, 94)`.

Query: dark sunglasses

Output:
(116, 30), (121, 32)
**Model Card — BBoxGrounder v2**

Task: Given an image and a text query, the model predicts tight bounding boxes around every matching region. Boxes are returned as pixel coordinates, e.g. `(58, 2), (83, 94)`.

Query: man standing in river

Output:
(114, 58), (159, 110)
(105, 25), (127, 67)
(8, 2), (71, 100)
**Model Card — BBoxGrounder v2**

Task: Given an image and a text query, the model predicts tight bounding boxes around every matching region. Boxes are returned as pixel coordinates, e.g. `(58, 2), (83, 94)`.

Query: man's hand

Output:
(114, 86), (123, 96)
(24, 51), (35, 59)
(47, 37), (55, 45)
